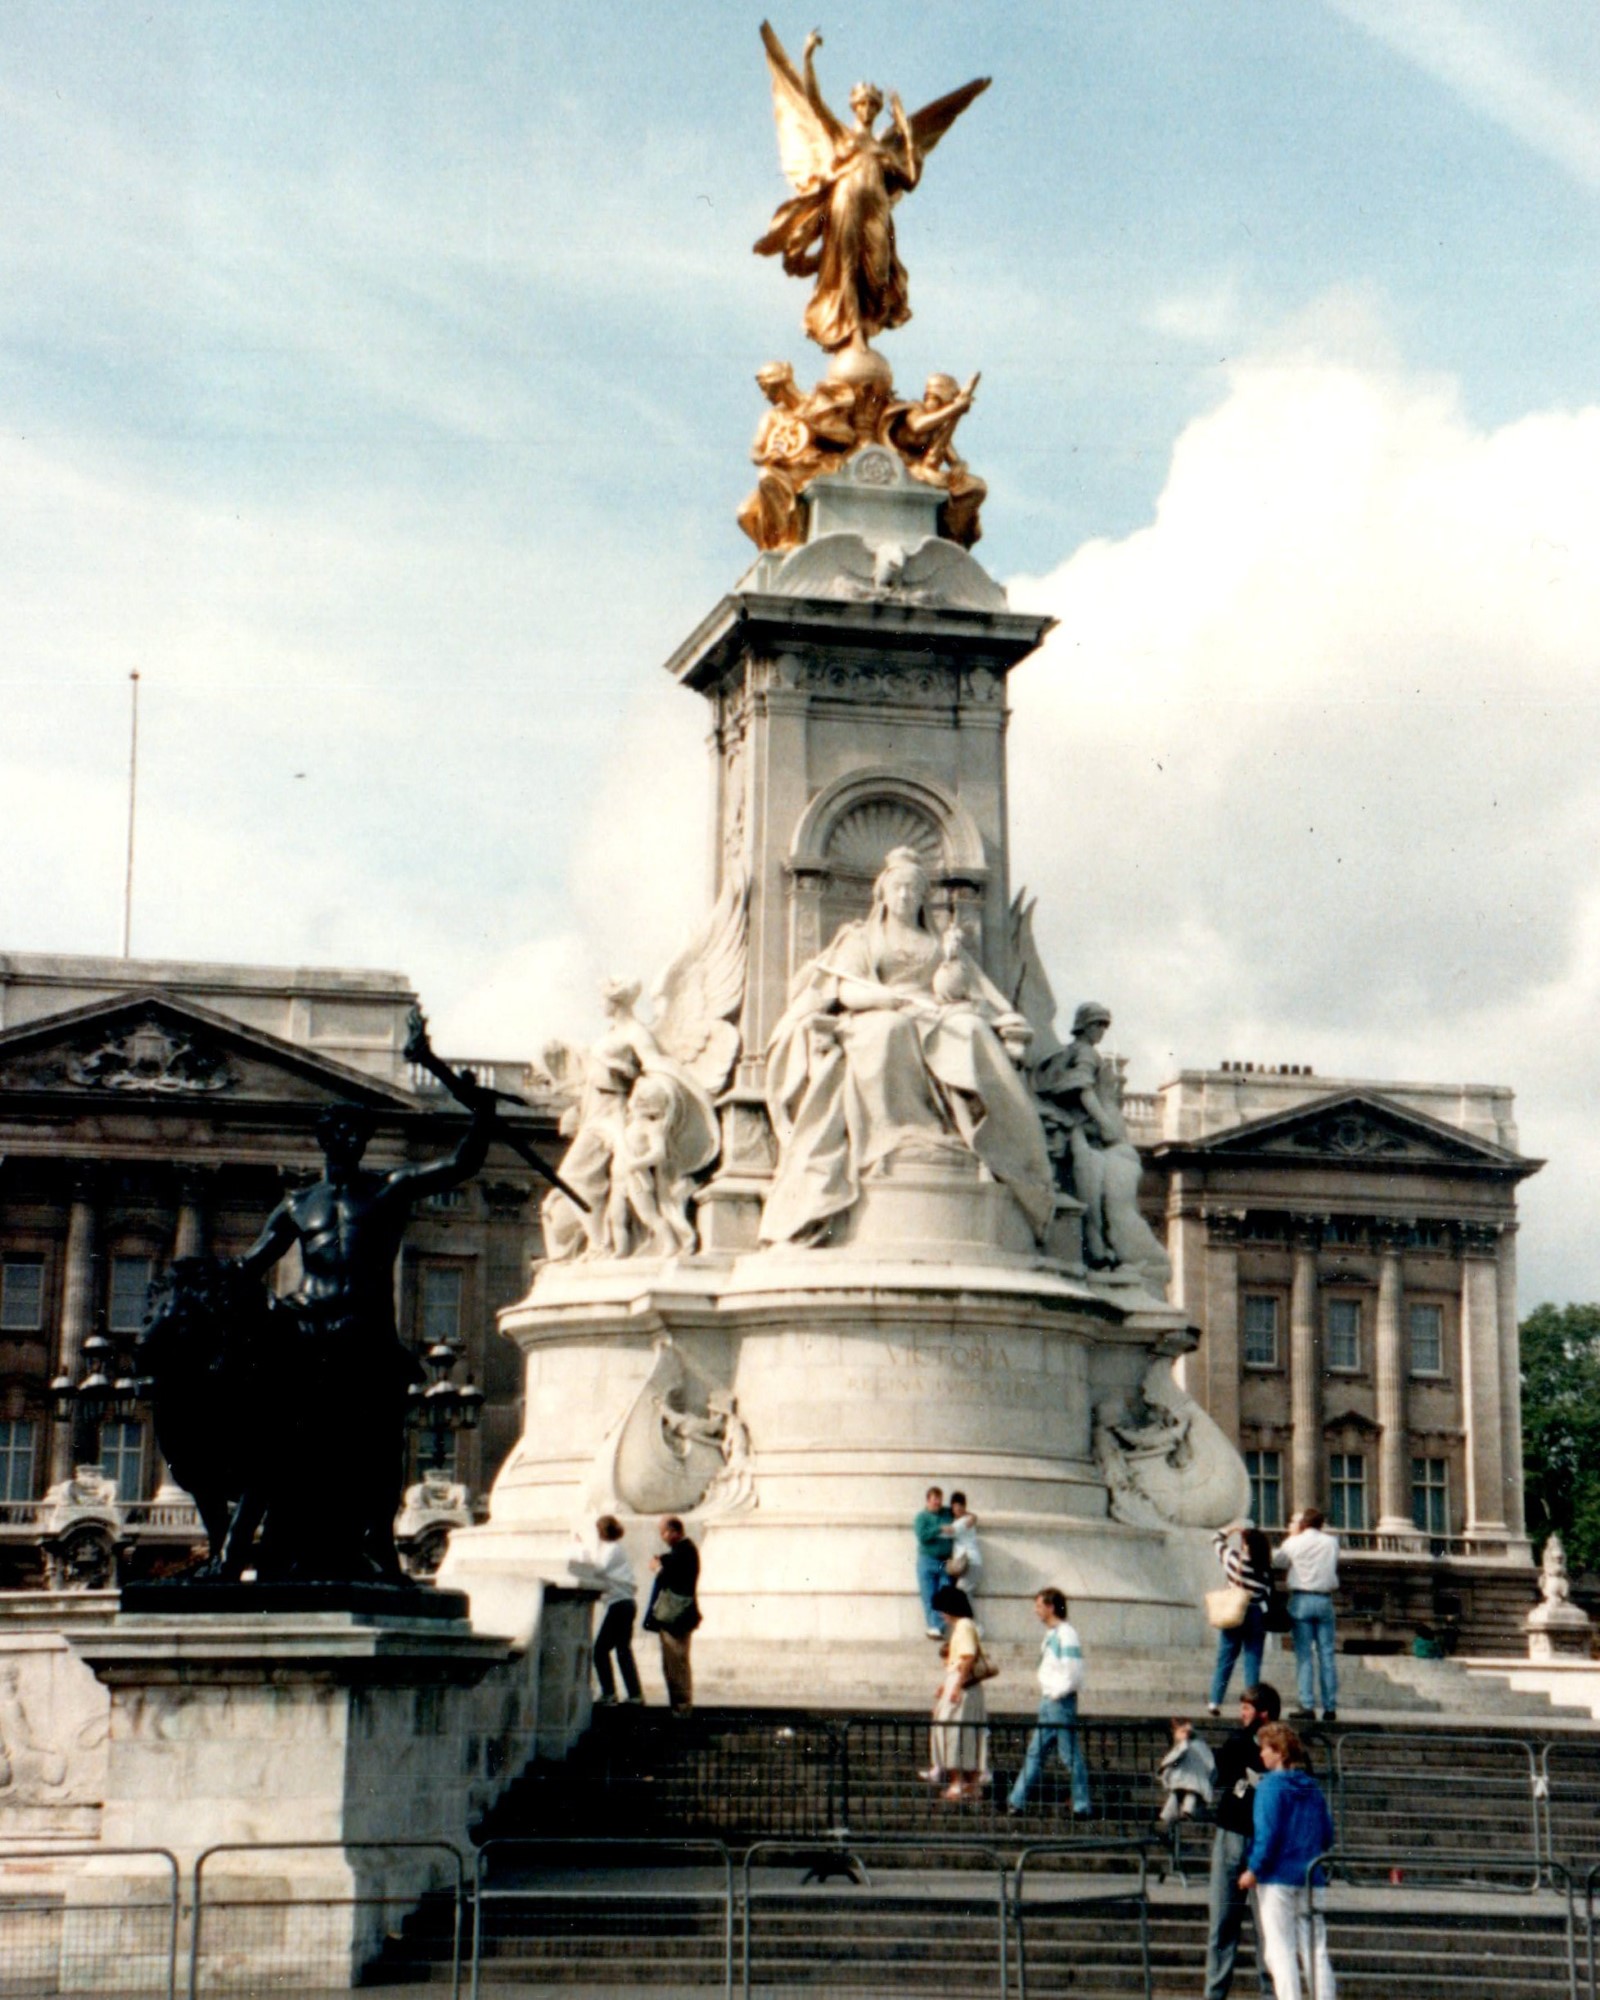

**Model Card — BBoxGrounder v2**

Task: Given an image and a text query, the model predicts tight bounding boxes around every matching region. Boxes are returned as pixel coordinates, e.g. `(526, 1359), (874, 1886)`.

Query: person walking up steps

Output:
(1007, 1588), (1091, 1818)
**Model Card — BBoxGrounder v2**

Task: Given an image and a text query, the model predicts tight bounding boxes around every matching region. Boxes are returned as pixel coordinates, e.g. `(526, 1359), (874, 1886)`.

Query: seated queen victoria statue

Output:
(760, 847), (1055, 1248)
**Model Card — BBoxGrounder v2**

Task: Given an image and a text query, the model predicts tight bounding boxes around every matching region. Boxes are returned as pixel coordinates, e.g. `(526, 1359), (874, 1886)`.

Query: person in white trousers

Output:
(1237, 1721), (1336, 2000)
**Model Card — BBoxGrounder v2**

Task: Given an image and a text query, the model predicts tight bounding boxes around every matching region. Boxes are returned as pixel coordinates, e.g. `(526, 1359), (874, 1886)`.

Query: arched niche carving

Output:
(785, 770), (989, 969)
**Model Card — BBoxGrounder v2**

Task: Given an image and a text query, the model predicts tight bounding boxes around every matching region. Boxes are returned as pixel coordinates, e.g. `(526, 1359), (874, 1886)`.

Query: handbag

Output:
(645, 1586), (696, 1634)
(969, 1645), (1000, 1683)
(1265, 1588), (1293, 1635)
(1206, 1584), (1252, 1630)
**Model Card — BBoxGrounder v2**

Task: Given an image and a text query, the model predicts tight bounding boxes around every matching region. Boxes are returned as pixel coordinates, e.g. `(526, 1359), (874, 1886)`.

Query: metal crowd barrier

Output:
(471, 1836), (734, 2000)
(1013, 1838), (1153, 2000)
(1308, 1847), (1580, 2000)
(1544, 1740), (1600, 1879)
(1332, 1729), (1545, 1888)
(741, 1837), (1008, 2000)
(0, 1846), (181, 2000)
(191, 1839), (467, 1998)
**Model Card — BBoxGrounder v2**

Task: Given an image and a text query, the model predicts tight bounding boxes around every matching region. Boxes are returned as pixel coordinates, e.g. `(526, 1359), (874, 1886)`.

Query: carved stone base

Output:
(439, 1250), (1238, 1688)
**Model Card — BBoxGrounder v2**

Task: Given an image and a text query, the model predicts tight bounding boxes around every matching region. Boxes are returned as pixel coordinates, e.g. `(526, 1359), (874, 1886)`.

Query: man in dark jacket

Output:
(1205, 1681), (1280, 1999)
(644, 1515), (701, 1717)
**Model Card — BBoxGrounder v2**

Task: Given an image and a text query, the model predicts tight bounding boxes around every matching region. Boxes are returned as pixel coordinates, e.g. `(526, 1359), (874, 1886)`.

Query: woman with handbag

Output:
(927, 1584), (993, 1802)
(1207, 1521), (1274, 1715)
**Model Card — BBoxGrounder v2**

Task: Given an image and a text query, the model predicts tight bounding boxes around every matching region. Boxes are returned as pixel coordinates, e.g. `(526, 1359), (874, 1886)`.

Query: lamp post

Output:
(50, 1319), (143, 1479)
(406, 1334), (485, 1479)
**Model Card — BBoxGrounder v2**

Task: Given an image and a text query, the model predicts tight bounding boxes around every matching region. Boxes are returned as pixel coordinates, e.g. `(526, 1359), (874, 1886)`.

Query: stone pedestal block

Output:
(1526, 1600), (1593, 1661)
(62, 1610), (510, 1991)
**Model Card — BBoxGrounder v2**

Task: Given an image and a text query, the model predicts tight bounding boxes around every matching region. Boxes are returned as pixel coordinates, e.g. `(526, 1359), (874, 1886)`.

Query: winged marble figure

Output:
(753, 22), (989, 360)
(539, 866), (749, 1262)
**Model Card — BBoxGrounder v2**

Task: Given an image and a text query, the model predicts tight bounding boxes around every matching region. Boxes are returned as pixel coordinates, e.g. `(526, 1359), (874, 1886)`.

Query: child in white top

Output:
(945, 1490), (983, 1596)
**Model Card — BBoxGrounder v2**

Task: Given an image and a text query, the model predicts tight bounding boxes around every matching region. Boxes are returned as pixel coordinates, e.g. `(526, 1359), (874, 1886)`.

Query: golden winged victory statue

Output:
(742, 24), (992, 552)
(753, 22), (989, 378)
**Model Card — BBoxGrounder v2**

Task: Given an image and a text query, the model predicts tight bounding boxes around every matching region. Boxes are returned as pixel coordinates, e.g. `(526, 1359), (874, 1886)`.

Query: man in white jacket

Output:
(1007, 1587), (1092, 1816)
(1273, 1508), (1340, 1721)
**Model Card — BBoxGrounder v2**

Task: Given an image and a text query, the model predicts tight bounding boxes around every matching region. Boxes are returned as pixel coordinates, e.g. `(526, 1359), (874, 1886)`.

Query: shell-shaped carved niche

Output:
(824, 798), (944, 881)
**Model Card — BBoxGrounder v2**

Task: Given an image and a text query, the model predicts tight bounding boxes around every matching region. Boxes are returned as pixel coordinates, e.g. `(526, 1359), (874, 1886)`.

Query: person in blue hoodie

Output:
(1237, 1722), (1336, 2000)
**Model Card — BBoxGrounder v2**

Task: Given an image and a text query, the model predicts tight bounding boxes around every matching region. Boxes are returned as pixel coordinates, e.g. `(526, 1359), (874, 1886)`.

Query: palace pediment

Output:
(1168, 1090), (1534, 1175)
(0, 994), (413, 1110)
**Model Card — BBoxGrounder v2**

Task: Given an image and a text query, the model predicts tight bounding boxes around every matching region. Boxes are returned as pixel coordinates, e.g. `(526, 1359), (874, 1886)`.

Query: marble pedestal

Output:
(61, 1610), (508, 1991)
(441, 1245), (1234, 1695)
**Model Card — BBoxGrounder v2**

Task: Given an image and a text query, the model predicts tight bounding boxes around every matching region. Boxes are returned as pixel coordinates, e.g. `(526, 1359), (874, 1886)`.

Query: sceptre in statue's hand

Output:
(404, 1005), (589, 1211)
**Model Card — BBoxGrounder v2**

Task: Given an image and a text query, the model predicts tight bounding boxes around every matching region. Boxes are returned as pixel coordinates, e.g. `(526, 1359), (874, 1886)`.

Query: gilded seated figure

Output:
(760, 847), (1054, 1247)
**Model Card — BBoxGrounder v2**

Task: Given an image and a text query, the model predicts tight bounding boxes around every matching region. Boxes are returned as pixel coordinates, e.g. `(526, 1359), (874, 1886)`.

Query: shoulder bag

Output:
(1205, 1584), (1253, 1630)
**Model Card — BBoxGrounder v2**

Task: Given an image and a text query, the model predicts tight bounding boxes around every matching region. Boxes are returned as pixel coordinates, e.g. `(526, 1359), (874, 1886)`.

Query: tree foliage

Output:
(1521, 1302), (1600, 1574)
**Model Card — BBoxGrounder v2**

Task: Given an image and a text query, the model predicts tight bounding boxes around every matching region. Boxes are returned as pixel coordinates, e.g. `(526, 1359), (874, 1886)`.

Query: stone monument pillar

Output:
(440, 22), (1253, 1693)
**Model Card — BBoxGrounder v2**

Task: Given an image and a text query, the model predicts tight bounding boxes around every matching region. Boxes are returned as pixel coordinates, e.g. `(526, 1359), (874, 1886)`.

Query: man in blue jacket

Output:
(1238, 1721), (1337, 2000)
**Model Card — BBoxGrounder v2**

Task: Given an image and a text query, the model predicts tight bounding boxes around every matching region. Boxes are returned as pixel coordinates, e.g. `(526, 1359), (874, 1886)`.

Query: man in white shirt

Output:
(1273, 1507), (1340, 1720)
(1007, 1587), (1092, 1816)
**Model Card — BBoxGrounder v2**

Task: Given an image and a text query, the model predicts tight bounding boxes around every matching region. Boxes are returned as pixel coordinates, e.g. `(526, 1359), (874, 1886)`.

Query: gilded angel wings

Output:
(754, 22), (989, 353)
(758, 22), (990, 201)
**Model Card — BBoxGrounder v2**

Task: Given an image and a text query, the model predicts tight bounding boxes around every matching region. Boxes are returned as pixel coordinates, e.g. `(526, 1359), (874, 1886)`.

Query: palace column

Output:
(1496, 1224), (1528, 1543)
(48, 1172), (99, 1484)
(1373, 1218), (1413, 1535)
(1459, 1222), (1509, 1539)
(172, 1169), (210, 1259)
(1196, 1208), (1244, 1440)
(1288, 1215), (1324, 1516)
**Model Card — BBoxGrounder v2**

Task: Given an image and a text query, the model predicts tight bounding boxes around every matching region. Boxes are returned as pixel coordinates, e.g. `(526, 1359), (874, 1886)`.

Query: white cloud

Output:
(1007, 297), (1600, 1304)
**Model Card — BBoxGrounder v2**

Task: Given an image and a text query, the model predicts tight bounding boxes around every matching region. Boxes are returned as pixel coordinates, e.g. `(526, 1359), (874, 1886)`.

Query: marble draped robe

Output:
(759, 917), (1055, 1247)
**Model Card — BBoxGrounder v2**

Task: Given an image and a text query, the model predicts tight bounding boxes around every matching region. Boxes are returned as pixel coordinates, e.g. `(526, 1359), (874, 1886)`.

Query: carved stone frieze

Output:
(2, 1019), (237, 1096)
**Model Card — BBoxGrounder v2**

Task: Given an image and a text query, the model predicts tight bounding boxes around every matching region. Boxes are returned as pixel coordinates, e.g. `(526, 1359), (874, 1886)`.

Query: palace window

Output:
(1408, 1302), (1444, 1376)
(0, 1420), (36, 1503)
(1325, 1298), (1361, 1372)
(99, 1419), (145, 1503)
(1412, 1457), (1450, 1538)
(0, 1258), (45, 1332)
(1328, 1452), (1367, 1531)
(1242, 1295), (1280, 1369)
(108, 1255), (156, 1334)
(420, 1265), (464, 1346)
(1246, 1449), (1284, 1529)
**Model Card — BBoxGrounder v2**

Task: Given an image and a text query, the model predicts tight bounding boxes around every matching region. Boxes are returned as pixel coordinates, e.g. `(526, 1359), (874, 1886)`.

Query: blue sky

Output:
(4, 3), (1599, 1304)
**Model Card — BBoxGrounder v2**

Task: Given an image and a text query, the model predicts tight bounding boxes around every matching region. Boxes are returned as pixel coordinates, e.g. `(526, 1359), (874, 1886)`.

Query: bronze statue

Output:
(140, 1073), (495, 1589)
(230, 1093), (495, 1582)
(753, 24), (989, 369)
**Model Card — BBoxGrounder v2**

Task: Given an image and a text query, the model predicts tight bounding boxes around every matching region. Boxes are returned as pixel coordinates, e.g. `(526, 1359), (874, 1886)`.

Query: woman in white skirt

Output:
(927, 1584), (989, 1802)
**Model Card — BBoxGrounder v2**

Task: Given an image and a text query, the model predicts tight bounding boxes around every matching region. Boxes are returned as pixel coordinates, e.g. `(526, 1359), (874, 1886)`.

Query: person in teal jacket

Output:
(913, 1487), (954, 1638)
(1238, 1721), (1336, 2000)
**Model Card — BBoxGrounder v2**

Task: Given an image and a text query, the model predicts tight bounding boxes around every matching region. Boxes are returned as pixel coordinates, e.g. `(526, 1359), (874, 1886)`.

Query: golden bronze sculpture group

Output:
(741, 23), (991, 552)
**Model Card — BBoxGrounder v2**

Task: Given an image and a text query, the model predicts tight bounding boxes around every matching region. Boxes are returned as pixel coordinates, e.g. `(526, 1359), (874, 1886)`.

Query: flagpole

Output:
(122, 670), (140, 959)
